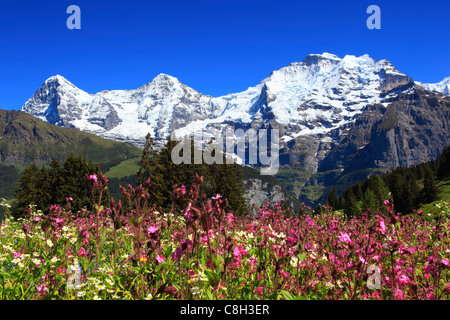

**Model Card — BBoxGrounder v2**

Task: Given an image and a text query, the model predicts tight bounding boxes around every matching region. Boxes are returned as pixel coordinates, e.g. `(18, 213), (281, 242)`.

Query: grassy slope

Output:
(0, 109), (142, 200)
(0, 109), (142, 166)
(419, 177), (450, 215)
(104, 158), (140, 178)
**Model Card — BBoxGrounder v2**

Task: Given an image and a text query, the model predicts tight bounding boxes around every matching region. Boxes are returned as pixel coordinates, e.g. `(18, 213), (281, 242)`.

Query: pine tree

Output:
(213, 161), (247, 213)
(343, 188), (359, 219)
(369, 175), (389, 205)
(437, 146), (450, 179)
(362, 188), (378, 213)
(327, 188), (339, 209)
(12, 164), (40, 217)
(47, 158), (65, 206)
(136, 133), (166, 206)
(353, 182), (363, 201)
(421, 166), (439, 204)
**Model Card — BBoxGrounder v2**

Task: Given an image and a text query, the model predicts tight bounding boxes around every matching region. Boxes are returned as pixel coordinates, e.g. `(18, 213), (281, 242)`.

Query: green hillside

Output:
(0, 109), (141, 166)
(0, 109), (142, 201)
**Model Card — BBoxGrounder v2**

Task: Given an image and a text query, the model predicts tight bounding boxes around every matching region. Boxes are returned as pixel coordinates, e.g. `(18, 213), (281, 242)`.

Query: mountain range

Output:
(19, 53), (450, 205)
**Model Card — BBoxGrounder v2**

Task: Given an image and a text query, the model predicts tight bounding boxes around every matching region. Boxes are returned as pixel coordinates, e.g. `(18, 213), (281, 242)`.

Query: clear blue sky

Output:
(0, 0), (449, 110)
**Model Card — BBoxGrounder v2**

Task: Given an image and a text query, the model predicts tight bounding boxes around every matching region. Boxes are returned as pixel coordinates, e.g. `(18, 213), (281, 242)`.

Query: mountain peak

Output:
(151, 73), (180, 84)
(314, 52), (341, 60)
(44, 74), (72, 85)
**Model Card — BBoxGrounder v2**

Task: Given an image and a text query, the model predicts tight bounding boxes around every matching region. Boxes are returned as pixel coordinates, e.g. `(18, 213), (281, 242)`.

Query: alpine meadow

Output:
(1, 0), (450, 303)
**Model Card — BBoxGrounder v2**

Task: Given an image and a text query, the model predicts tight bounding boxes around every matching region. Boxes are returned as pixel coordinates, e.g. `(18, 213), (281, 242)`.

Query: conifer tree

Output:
(362, 188), (378, 213)
(47, 158), (65, 206)
(343, 188), (359, 218)
(12, 154), (108, 217)
(136, 133), (166, 206)
(327, 188), (339, 209)
(421, 166), (439, 204)
(355, 182), (363, 201)
(12, 164), (40, 216)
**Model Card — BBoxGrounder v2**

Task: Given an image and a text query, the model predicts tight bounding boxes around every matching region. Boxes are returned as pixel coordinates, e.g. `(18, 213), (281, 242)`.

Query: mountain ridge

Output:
(22, 53), (442, 148)
(18, 53), (450, 206)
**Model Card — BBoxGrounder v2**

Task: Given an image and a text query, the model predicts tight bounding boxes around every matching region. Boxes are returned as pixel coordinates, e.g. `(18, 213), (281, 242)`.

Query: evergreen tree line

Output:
(327, 145), (450, 218)
(135, 133), (248, 214)
(11, 154), (108, 218)
(11, 134), (248, 218)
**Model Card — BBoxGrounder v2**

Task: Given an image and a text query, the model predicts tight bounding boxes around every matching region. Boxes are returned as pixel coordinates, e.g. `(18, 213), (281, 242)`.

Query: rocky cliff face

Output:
(302, 84), (450, 205)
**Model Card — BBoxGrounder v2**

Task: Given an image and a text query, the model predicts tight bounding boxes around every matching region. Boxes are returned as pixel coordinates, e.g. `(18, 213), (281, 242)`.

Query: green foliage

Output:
(343, 188), (359, 218)
(327, 188), (339, 209)
(0, 109), (141, 201)
(11, 154), (109, 217)
(388, 168), (420, 215)
(338, 145), (450, 216)
(420, 166), (439, 204)
(362, 188), (378, 212)
(0, 165), (21, 200)
(136, 134), (248, 214)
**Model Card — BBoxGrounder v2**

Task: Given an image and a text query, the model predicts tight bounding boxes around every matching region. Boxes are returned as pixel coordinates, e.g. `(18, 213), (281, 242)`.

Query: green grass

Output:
(104, 158), (140, 178)
(419, 177), (450, 215)
(0, 109), (142, 166)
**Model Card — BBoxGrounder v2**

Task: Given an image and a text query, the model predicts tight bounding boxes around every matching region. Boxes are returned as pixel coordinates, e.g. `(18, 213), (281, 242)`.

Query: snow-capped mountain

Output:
(21, 53), (416, 148)
(416, 76), (450, 96)
(19, 52), (450, 206)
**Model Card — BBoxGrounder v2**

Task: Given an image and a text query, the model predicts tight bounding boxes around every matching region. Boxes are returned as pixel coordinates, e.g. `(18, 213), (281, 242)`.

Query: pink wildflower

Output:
(212, 194), (222, 200)
(393, 288), (404, 300)
(255, 286), (264, 295)
(377, 218), (386, 235)
(147, 225), (158, 234)
(37, 284), (47, 293)
(426, 292), (435, 300)
(338, 232), (352, 244)
(184, 202), (192, 216)
(156, 254), (164, 264)
(77, 247), (87, 257)
(398, 274), (409, 284)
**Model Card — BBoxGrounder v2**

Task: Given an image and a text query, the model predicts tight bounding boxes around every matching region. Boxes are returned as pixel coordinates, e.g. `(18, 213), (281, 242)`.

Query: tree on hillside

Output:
(420, 166), (439, 204)
(12, 164), (40, 215)
(437, 146), (450, 179)
(136, 134), (247, 213)
(362, 188), (378, 213)
(343, 188), (359, 218)
(388, 168), (420, 215)
(327, 188), (339, 209)
(211, 152), (247, 213)
(353, 182), (363, 202)
(136, 133), (166, 206)
(12, 154), (108, 218)
(47, 159), (65, 207)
